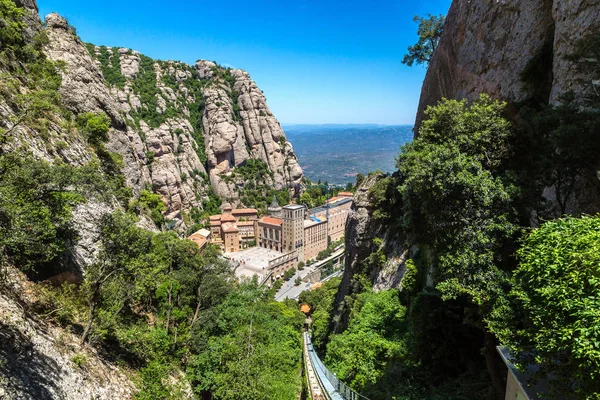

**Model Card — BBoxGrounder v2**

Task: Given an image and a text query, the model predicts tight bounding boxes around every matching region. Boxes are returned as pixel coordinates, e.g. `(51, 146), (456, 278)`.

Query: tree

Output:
(0, 153), (85, 279)
(494, 216), (600, 399)
(398, 95), (517, 397)
(188, 281), (304, 399)
(402, 14), (445, 67)
(325, 290), (407, 392)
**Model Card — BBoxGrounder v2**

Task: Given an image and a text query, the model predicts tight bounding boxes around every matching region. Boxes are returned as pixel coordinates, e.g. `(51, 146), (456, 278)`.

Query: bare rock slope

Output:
(415, 0), (600, 132)
(43, 10), (302, 223)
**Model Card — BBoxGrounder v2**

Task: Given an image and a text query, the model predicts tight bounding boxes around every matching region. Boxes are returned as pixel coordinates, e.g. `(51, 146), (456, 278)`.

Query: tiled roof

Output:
(232, 208), (258, 214)
(221, 214), (237, 222)
(259, 216), (283, 226)
(237, 221), (256, 226)
(193, 228), (211, 238)
(187, 234), (207, 248)
(209, 215), (221, 221)
(222, 222), (239, 233)
(338, 192), (353, 197)
(209, 220), (221, 226)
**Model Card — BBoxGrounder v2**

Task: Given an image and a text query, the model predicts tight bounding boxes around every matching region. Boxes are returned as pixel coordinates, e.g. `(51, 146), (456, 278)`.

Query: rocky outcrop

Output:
(41, 10), (302, 222)
(196, 61), (303, 200)
(332, 173), (384, 332)
(0, 272), (135, 399)
(415, 0), (600, 133)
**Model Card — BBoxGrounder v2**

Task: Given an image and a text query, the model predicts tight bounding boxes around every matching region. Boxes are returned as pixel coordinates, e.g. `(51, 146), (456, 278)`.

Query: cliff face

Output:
(415, 0), (600, 132)
(1, 2), (303, 268)
(42, 12), (302, 219)
(332, 173), (408, 332)
(196, 61), (303, 200)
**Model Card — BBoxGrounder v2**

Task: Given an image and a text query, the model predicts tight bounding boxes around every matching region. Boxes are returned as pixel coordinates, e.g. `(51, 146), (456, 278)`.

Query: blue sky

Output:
(38, 1), (451, 125)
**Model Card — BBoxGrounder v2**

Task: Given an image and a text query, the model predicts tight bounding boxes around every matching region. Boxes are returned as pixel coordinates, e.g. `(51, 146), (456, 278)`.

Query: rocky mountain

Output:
(415, 0), (600, 132)
(0, 0), (302, 269)
(5, 1), (302, 228)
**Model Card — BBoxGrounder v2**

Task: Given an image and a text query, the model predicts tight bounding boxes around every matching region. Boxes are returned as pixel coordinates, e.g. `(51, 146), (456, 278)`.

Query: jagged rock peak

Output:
(414, 0), (600, 133)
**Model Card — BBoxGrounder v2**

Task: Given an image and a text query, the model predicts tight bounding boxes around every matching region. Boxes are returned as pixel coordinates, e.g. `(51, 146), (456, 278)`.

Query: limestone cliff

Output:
(332, 173), (408, 333)
(415, 0), (600, 132)
(10, 6), (302, 226)
(1, 1), (302, 269)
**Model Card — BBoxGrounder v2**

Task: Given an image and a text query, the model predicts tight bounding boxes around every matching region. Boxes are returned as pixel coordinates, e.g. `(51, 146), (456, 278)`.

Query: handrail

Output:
(304, 331), (371, 400)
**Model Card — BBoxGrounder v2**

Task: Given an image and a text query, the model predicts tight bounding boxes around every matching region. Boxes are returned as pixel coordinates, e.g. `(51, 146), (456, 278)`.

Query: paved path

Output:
(275, 247), (346, 301)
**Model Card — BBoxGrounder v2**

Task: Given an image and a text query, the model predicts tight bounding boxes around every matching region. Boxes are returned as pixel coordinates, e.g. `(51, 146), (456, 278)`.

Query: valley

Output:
(285, 124), (413, 184)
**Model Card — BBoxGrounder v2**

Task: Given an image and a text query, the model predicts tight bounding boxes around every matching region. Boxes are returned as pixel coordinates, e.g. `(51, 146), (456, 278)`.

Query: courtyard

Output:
(225, 246), (285, 282)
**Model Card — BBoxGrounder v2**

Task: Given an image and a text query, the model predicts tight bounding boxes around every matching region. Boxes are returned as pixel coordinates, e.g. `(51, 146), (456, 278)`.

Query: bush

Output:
(77, 112), (110, 147)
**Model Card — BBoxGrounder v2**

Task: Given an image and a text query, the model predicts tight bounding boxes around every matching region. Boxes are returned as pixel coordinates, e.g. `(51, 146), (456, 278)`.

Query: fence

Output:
(306, 333), (371, 400)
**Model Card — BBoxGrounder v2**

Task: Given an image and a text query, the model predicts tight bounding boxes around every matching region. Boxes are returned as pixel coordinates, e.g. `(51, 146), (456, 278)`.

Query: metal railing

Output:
(305, 332), (370, 400)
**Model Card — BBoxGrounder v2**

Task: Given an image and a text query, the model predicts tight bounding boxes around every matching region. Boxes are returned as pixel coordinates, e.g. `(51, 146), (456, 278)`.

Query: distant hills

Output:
(283, 124), (413, 184)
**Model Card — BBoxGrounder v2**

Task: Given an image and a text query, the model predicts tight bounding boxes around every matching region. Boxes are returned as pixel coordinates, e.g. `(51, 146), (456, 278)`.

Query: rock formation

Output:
(42, 9), (302, 224)
(0, 269), (136, 399)
(196, 60), (303, 200)
(0, 1), (303, 271)
(415, 0), (600, 133)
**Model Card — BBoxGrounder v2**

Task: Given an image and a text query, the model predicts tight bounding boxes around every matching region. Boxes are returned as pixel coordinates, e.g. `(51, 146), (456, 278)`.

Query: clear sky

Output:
(38, 0), (451, 125)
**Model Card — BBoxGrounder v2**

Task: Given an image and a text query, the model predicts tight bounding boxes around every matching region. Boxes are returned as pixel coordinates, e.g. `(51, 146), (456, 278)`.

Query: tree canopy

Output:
(402, 14), (445, 66)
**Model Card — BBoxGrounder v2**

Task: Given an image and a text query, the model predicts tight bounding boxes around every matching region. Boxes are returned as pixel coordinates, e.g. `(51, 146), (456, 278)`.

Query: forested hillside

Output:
(306, 2), (600, 399)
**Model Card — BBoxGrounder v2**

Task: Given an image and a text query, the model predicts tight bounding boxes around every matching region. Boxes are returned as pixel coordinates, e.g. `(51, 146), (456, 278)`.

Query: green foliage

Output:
(188, 281), (304, 399)
(368, 172), (402, 223)
(130, 190), (167, 228)
(77, 112), (110, 146)
(0, 0), (25, 58)
(316, 238), (344, 261)
(96, 46), (125, 88)
(325, 290), (408, 392)
(283, 267), (296, 281)
(70, 353), (87, 369)
(495, 216), (600, 398)
(299, 277), (341, 351)
(399, 95), (517, 303)
(297, 261), (305, 270)
(0, 153), (85, 276)
(227, 159), (290, 212)
(402, 14), (445, 67)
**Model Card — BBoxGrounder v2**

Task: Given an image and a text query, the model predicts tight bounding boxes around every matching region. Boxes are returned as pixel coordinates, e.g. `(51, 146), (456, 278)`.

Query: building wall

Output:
(304, 220), (328, 262)
(268, 251), (299, 282)
(282, 206), (305, 261)
(258, 223), (282, 252)
(223, 231), (240, 253)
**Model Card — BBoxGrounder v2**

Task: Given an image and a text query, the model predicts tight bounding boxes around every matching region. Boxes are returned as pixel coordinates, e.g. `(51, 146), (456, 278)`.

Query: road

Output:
(275, 246), (345, 301)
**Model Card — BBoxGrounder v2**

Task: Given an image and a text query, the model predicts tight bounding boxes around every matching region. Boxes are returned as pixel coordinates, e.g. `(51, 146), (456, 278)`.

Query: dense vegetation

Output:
(223, 158), (291, 213)
(0, 4), (305, 399)
(309, 82), (600, 399)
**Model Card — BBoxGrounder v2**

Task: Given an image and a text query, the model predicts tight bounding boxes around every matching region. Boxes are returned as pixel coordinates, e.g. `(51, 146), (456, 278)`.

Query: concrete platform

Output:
(225, 247), (284, 281)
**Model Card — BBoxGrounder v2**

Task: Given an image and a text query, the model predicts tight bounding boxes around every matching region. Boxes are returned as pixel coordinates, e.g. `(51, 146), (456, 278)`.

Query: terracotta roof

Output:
(326, 196), (342, 204)
(209, 215), (221, 221)
(232, 208), (258, 214)
(187, 234), (207, 248)
(209, 220), (221, 226)
(237, 221), (256, 226)
(221, 222), (239, 233)
(220, 214), (236, 223)
(338, 192), (353, 197)
(259, 216), (283, 226)
(300, 304), (311, 314)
